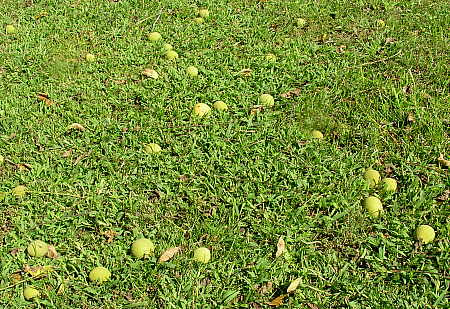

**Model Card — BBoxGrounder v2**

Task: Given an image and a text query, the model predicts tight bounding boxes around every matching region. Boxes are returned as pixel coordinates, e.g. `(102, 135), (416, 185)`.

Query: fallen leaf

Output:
(336, 45), (346, 53)
(436, 190), (449, 202)
(10, 248), (20, 256)
(384, 163), (395, 176)
(306, 304), (320, 309)
(238, 68), (252, 77)
(158, 247), (181, 262)
(37, 93), (54, 106)
(287, 278), (301, 293)
(16, 163), (32, 172)
(23, 265), (54, 278)
(438, 154), (450, 168)
(250, 105), (264, 115)
(142, 68), (159, 79)
(280, 88), (301, 99)
(257, 281), (273, 294)
(275, 236), (286, 258)
(46, 245), (59, 258)
(67, 123), (85, 131)
(403, 86), (412, 95)
(11, 273), (22, 283)
(62, 149), (73, 158)
(385, 37), (396, 44)
(267, 294), (286, 307)
(102, 230), (118, 243)
(406, 112), (415, 123)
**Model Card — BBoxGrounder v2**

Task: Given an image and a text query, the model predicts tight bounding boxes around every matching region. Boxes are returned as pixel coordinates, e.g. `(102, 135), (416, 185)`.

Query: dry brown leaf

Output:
(46, 245), (59, 258)
(16, 163), (32, 172)
(158, 247), (181, 263)
(238, 68), (252, 77)
(257, 281), (273, 294)
(436, 190), (449, 202)
(62, 149), (73, 158)
(336, 45), (346, 53)
(10, 248), (20, 256)
(11, 273), (22, 283)
(407, 112), (415, 123)
(23, 265), (54, 278)
(306, 304), (320, 309)
(438, 154), (450, 168)
(275, 236), (286, 258)
(385, 37), (396, 44)
(37, 93), (54, 106)
(267, 294), (286, 307)
(102, 230), (118, 243)
(286, 278), (301, 293)
(403, 86), (412, 95)
(250, 105), (264, 115)
(142, 68), (159, 79)
(68, 123), (85, 131)
(280, 88), (301, 99)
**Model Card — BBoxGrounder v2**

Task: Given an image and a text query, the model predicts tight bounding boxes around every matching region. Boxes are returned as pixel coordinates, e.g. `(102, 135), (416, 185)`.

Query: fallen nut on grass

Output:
(27, 240), (49, 257)
(89, 266), (111, 284)
(131, 238), (155, 258)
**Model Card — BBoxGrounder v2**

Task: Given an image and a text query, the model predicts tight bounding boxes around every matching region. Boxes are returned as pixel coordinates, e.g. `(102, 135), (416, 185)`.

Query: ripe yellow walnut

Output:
(23, 286), (40, 301)
(27, 240), (49, 257)
(213, 101), (228, 111)
(193, 247), (211, 263)
(364, 168), (380, 187)
(131, 238), (155, 258)
(260, 94), (274, 107)
(89, 266), (111, 284)
(144, 143), (162, 154)
(193, 103), (211, 117)
(311, 130), (324, 139)
(382, 178), (397, 193)
(363, 196), (383, 218)
(416, 225), (435, 244)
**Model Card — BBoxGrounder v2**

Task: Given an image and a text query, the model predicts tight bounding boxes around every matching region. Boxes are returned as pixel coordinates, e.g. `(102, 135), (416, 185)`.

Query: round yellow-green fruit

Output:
(131, 238), (155, 258)
(12, 185), (27, 198)
(193, 17), (204, 24)
(6, 25), (16, 34)
(186, 66), (199, 77)
(85, 53), (95, 62)
(363, 196), (383, 218)
(148, 32), (162, 42)
(193, 247), (211, 263)
(89, 266), (111, 284)
(23, 286), (40, 301)
(193, 103), (211, 117)
(296, 18), (307, 28)
(382, 178), (397, 193)
(364, 168), (381, 187)
(416, 225), (435, 244)
(260, 94), (274, 107)
(265, 53), (277, 63)
(27, 240), (49, 257)
(311, 130), (324, 139)
(165, 50), (179, 60)
(213, 101), (228, 111)
(162, 43), (173, 51)
(198, 9), (209, 18)
(144, 143), (162, 154)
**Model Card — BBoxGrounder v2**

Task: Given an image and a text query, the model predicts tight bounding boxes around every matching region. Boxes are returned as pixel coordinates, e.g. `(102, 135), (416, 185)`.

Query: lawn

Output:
(0, 0), (449, 308)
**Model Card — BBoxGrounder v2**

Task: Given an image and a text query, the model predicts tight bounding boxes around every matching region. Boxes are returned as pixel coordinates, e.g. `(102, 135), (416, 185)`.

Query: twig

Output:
(151, 9), (163, 31)
(347, 51), (402, 69)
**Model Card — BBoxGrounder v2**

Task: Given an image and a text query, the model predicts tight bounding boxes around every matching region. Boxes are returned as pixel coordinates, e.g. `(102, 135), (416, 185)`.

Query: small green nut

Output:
(193, 17), (204, 24)
(131, 238), (155, 258)
(162, 43), (173, 51)
(198, 9), (209, 18)
(85, 53), (95, 62)
(165, 50), (179, 60)
(144, 143), (162, 154)
(260, 94), (274, 107)
(23, 286), (40, 301)
(27, 240), (49, 257)
(382, 178), (397, 193)
(364, 168), (380, 187)
(296, 18), (307, 28)
(416, 225), (435, 244)
(6, 25), (16, 34)
(265, 53), (277, 63)
(148, 32), (162, 42)
(12, 185), (27, 198)
(89, 266), (111, 284)
(186, 66), (199, 77)
(213, 101), (228, 111)
(363, 196), (383, 218)
(311, 130), (324, 139)
(193, 247), (211, 263)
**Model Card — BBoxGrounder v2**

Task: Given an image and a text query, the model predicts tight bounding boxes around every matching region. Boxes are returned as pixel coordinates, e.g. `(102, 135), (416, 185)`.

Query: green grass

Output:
(1, 0), (449, 308)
